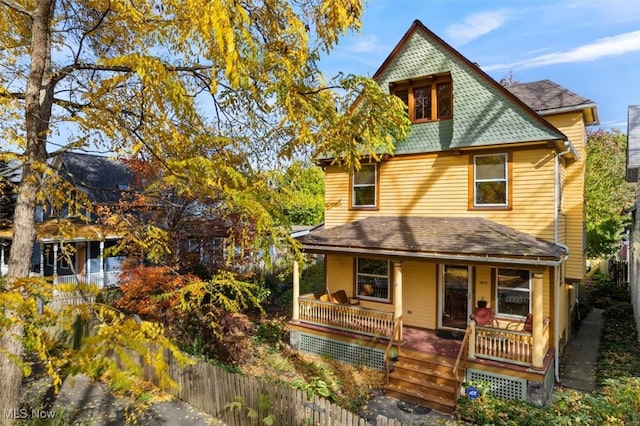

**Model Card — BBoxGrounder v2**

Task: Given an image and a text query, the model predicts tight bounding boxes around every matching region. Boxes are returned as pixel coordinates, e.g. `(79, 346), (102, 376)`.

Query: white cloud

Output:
(484, 30), (640, 71)
(445, 10), (510, 46)
(346, 34), (379, 53)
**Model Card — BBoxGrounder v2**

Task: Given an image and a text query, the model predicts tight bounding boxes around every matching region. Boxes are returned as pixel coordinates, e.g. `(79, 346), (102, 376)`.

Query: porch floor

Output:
(400, 326), (462, 358)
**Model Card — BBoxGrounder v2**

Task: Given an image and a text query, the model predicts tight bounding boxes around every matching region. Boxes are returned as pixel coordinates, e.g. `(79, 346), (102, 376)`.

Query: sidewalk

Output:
(559, 308), (604, 392)
(22, 373), (225, 425)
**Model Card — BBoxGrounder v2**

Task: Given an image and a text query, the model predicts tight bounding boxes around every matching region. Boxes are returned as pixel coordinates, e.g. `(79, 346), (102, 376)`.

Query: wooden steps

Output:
(383, 350), (462, 414)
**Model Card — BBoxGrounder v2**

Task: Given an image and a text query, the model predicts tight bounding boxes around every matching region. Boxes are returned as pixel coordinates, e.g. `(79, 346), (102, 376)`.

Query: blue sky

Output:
(319, 0), (640, 131)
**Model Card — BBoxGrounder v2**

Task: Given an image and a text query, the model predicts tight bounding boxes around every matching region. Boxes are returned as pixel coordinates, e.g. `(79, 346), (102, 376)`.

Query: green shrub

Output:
(597, 303), (640, 383)
(458, 382), (640, 426)
(589, 272), (629, 308)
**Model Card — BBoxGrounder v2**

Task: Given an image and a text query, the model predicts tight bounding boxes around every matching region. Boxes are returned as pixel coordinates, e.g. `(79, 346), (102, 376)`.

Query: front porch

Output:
(294, 293), (550, 369)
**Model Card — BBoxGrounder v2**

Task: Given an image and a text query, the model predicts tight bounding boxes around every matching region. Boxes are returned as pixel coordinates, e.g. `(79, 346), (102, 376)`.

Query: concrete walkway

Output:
(21, 373), (225, 425)
(560, 308), (604, 392)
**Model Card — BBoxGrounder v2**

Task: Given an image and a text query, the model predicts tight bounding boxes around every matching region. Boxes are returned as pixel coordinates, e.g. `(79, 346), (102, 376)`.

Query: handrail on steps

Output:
(452, 324), (472, 385)
(384, 315), (403, 383)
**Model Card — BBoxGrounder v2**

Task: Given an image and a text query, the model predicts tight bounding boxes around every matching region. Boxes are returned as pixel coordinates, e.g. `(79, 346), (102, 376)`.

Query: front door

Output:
(440, 264), (472, 330)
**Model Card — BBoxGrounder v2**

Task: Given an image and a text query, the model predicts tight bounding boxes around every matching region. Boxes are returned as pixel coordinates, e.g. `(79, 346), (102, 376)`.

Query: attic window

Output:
(118, 183), (129, 191)
(391, 74), (452, 123)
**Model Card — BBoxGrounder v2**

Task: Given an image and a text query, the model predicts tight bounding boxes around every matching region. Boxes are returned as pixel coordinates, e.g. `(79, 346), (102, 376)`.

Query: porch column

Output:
(468, 320), (477, 360)
(52, 243), (58, 277)
(532, 272), (545, 370)
(392, 260), (403, 340)
(292, 260), (300, 321)
(100, 241), (105, 286)
(0, 243), (4, 276)
(39, 242), (45, 275)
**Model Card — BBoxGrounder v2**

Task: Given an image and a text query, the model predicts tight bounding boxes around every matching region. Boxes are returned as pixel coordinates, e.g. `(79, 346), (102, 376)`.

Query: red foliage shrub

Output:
(115, 265), (192, 323)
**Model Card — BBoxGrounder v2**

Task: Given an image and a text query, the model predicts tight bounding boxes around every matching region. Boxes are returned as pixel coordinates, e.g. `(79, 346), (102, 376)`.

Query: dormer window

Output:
(391, 74), (452, 123)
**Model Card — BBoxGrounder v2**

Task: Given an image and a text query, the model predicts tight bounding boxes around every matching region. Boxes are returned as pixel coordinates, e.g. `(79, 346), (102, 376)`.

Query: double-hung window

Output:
(496, 269), (530, 317)
(473, 153), (509, 208)
(352, 164), (377, 208)
(356, 257), (390, 302)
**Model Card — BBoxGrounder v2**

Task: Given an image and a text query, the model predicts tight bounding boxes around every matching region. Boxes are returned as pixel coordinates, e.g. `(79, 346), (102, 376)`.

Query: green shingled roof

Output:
(373, 21), (566, 155)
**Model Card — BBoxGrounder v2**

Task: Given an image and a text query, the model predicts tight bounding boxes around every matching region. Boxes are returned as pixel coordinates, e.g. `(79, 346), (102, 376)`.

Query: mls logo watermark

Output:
(4, 408), (57, 420)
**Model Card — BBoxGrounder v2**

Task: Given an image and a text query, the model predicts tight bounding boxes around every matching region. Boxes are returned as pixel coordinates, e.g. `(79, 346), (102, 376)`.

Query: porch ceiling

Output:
(297, 216), (566, 266)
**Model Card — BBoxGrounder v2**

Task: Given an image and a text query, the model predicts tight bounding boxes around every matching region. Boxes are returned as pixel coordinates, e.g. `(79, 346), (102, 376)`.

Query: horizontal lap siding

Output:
(401, 261), (437, 329)
(324, 148), (557, 241)
(547, 112), (587, 281)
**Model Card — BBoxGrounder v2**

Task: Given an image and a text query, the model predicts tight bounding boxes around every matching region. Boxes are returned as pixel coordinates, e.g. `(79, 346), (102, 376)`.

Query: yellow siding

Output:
(546, 112), (587, 281)
(474, 266), (493, 307)
(325, 147), (557, 241)
(401, 261), (437, 329)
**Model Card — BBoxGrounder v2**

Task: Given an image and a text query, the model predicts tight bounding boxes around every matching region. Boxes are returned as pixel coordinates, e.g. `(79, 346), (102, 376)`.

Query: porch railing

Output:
(298, 295), (394, 337)
(472, 318), (550, 366)
(53, 271), (120, 288)
(384, 315), (403, 383)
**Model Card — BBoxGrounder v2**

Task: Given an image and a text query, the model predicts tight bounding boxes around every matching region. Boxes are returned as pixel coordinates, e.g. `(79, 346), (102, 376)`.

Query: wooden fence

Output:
(134, 347), (404, 426)
(609, 259), (628, 286)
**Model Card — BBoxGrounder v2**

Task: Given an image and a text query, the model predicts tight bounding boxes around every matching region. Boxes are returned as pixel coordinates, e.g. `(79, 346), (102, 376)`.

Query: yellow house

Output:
(289, 20), (598, 412)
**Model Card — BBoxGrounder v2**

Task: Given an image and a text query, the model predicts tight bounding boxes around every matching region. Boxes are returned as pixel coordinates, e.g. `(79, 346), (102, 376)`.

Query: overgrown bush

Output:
(114, 265), (266, 365)
(588, 272), (629, 308)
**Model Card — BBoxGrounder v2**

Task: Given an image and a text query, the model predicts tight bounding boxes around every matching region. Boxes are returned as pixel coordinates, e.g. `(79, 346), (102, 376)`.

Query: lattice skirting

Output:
(294, 331), (385, 371)
(466, 368), (527, 401)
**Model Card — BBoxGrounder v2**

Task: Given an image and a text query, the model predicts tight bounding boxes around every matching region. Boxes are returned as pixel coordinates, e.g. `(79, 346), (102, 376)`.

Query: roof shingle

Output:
(298, 216), (566, 264)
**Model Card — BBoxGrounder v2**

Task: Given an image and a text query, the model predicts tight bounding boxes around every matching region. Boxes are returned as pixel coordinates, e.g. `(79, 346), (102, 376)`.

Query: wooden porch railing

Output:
(298, 295), (394, 337)
(453, 324), (471, 384)
(472, 318), (550, 366)
(53, 271), (120, 288)
(384, 315), (403, 383)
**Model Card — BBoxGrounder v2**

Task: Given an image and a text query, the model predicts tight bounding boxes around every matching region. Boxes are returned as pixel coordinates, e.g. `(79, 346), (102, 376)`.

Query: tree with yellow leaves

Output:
(0, 0), (409, 420)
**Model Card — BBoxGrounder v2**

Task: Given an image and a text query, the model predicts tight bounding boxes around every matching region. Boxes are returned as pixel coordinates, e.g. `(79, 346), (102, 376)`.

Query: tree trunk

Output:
(0, 0), (56, 422)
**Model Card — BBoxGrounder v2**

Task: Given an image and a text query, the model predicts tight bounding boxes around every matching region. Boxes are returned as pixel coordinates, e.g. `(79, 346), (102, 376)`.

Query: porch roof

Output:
(0, 219), (121, 242)
(297, 216), (567, 266)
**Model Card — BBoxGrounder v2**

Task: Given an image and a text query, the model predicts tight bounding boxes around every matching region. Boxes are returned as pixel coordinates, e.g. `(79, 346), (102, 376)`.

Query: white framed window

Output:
(356, 257), (390, 302)
(496, 268), (530, 317)
(473, 153), (508, 207)
(351, 164), (377, 208)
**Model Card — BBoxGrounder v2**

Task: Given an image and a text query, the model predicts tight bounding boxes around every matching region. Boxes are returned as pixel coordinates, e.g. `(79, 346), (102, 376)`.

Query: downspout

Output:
(554, 141), (572, 382)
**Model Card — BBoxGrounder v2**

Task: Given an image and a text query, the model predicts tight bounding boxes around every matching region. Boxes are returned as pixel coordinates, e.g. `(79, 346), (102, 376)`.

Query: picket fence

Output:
(51, 293), (403, 426)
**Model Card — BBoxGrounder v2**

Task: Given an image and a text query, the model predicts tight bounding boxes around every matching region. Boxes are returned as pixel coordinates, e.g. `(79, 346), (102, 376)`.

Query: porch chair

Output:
(505, 313), (533, 332)
(470, 306), (497, 327)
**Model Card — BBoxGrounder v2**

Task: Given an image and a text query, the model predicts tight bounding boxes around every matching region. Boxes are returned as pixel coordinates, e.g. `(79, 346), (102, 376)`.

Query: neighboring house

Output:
(0, 152), (263, 283)
(625, 105), (640, 340)
(289, 20), (597, 412)
(0, 152), (132, 287)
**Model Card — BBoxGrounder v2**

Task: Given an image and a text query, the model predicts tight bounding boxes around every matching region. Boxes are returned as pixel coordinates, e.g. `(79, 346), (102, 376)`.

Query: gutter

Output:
(553, 141), (573, 383)
(300, 245), (565, 267)
(538, 103), (600, 126)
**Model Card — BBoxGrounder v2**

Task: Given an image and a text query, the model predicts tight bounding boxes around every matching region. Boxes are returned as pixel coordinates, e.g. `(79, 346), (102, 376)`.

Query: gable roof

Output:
(627, 105), (640, 182)
(507, 80), (599, 125)
(371, 20), (567, 156)
(56, 152), (134, 204)
(298, 216), (566, 266)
